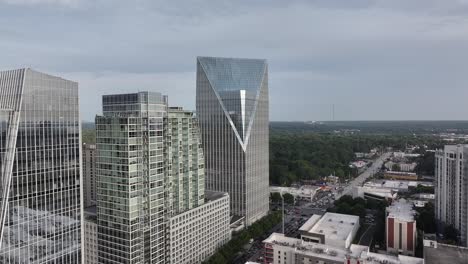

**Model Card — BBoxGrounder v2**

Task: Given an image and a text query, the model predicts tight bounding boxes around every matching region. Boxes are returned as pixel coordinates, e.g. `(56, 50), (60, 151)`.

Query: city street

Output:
(335, 152), (391, 199)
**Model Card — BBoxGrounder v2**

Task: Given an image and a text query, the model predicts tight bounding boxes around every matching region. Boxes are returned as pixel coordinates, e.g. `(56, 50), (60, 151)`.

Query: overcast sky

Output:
(1, 0), (468, 121)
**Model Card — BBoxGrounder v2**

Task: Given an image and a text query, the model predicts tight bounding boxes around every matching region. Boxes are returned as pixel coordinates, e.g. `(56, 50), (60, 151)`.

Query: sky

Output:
(1, 0), (468, 121)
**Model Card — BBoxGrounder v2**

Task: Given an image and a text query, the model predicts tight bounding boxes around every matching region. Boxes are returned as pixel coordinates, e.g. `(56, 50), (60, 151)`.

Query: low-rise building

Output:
(386, 199), (417, 256)
(353, 186), (397, 201)
(167, 191), (231, 264)
(423, 239), (468, 264)
(298, 213), (360, 249)
(270, 186), (320, 201)
(384, 171), (419, 181)
(263, 233), (424, 264)
(83, 206), (98, 264)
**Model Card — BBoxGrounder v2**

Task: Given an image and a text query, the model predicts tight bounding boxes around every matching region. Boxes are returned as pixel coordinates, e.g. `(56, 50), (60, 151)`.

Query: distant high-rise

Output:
(196, 56), (270, 225)
(83, 143), (97, 207)
(0, 69), (82, 263)
(435, 145), (468, 246)
(95, 92), (168, 263)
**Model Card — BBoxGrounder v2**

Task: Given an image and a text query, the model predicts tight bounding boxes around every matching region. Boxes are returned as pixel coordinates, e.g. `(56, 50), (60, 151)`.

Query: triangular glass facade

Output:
(198, 57), (266, 143)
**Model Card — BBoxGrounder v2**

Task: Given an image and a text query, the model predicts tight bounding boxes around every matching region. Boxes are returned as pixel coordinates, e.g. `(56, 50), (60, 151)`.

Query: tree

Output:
(391, 163), (401, 171)
(270, 192), (282, 204)
(416, 202), (436, 233)
(283, 193), (295, 205)
(415, 152), (435, 176)
(444, 225), (459, 244)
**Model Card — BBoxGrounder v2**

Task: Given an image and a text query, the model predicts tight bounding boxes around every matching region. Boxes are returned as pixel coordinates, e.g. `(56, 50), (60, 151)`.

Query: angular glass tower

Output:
(0, 69), (82, 263)
(196, 57), (269, 226)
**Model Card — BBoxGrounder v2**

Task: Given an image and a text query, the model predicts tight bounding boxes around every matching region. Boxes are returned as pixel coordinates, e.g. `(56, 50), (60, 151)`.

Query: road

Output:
(335, 152), (391, 199)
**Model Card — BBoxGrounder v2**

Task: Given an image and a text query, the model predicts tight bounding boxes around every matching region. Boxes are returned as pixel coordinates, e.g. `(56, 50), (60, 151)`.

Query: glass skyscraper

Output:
(196, 56), (269, 226)
(0, 69), (82, 263)
(95, 92), (167, 264)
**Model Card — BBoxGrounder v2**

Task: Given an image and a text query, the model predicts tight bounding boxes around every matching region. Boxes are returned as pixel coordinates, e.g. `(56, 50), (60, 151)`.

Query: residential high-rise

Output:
(95, 92), (168, 264)
(83, 143), (97, 207)
(165, 107), (231, 264)
(166, 107), (205, 216)
(94, 92), (231, 264)
(196, 56), (270, 226)
(0, 69), (82, 263)
(435, 145), (468, 246)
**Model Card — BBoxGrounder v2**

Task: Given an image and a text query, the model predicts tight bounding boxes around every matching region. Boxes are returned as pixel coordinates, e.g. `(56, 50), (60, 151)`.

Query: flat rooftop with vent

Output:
(299, 212), (360, 249)
(262, 233), (424, 264)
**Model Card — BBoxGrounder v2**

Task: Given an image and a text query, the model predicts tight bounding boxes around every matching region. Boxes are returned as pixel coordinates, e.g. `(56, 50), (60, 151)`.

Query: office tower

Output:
(196, 56), (269, 226)
(0, 69), (82, 263)
(435, 145), (468, 246)
(83, 143), (97, 207)
(95, 92), (168, 264)
(165, 108), (230, 264)
(386, 199), (417, 256)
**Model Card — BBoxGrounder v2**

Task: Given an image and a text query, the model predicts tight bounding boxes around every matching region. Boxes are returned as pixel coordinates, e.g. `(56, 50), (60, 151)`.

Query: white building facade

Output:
(83, 206), (98, 264)
(435, 145), (468, 246)
(167, 192), (231, 264)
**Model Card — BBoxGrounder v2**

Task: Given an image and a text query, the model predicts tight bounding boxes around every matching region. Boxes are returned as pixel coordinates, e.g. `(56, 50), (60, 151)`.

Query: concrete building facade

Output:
(196, 56), (269, 226)
(84, 206), (98, 264)
(0, 69), (82, 263)
(167, 191), (231, 264)
(435, 145), (468, 246)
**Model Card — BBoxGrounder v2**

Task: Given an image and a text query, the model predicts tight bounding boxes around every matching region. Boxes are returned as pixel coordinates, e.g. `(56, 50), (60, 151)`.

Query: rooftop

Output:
(355, 186), (397, 200)
(387, 199), (415, 222)
(361, 251), (424, 264)
(84, 206), (97, 222)
(264, 233), (366, 261)
(300, 213), (359, 242)
(205, 190), (229, 202)
(424, 242), (468, 264)
(263, 233), (424, 264)
(364, 180), (413, 190)
(299, 215), (322, 233)
(270, 186), (320, 198)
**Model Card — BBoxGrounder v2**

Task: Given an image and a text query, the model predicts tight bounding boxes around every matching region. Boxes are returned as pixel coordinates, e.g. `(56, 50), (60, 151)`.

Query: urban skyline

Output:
(1, 1), (468, 263)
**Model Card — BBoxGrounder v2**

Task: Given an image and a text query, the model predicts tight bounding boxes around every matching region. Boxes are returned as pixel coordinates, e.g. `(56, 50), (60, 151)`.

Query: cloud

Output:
(0, 0), (80, 7)
(1, 0), (468, 120)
